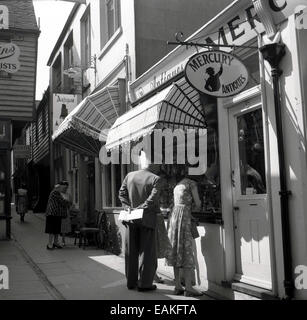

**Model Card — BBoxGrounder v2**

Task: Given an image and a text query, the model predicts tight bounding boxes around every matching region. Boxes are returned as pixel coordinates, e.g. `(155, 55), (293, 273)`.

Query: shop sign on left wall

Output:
(52, 94), (78, 133)
(0, 42), (20, 73)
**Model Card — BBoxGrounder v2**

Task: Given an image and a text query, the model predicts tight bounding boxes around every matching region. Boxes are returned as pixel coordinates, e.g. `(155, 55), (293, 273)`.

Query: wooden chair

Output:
(78, 211), (104, 249)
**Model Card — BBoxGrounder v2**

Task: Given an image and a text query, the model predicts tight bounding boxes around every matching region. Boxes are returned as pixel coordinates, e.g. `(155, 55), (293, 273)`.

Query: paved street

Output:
(0, 208), (214, 300)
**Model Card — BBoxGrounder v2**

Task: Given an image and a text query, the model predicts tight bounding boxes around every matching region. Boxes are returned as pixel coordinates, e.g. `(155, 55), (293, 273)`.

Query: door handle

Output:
(233, 206), (240, 211)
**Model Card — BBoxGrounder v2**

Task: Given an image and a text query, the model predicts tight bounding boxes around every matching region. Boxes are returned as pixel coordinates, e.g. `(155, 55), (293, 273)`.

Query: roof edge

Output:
(47, 3), (81, 66)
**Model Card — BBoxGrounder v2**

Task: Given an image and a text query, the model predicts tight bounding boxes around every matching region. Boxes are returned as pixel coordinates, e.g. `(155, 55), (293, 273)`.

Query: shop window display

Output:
(159, 94), (222, 222)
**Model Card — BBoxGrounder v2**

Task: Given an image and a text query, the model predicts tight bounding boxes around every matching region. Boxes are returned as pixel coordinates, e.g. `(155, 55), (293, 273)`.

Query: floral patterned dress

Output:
(166, 178), (196, 269)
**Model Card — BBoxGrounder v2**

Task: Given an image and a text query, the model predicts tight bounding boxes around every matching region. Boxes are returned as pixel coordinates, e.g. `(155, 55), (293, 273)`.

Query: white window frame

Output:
(100, 0), (121, 50)
(81, 6), (91, 69)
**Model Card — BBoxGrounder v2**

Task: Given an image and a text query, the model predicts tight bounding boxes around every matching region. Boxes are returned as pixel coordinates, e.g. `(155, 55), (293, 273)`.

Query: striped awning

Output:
(52, 85), (120, 156)
(105, 78), (207, 150)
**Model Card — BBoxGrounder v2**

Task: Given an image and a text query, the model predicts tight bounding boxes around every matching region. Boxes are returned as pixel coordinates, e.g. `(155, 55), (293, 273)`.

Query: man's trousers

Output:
(125, 223), (157, 288)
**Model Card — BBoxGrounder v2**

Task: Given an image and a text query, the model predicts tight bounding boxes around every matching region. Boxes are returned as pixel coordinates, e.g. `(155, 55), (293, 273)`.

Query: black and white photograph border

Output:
(1, 0), (307, 310)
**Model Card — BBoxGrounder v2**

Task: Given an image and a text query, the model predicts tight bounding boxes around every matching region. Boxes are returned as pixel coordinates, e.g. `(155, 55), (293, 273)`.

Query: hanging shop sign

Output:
(132, 0), (304, 100)
(53, 94), (78, 133)
(185, 50), (249, 98)
(0, 42), (20, 73)
(0, 5), (9, 30)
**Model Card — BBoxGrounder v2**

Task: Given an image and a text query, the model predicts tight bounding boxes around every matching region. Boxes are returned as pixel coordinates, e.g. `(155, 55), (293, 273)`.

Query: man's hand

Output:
(121, 206), (131, 228)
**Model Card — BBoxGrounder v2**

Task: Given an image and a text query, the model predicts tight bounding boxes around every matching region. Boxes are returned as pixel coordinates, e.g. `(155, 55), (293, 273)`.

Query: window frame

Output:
(100, 0), (121, 50)
(106, 0), (121, 40)
(64, 33), (74, 91)
(52, 54), (62, 93)
(81, 6), (91, 70)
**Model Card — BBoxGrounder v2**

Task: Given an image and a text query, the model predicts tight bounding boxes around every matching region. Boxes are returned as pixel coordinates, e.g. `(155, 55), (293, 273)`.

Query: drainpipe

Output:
(259, 43), (294, 300)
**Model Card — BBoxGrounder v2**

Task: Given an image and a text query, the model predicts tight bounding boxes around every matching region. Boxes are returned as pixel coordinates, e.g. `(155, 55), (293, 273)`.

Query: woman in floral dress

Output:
(167, 166), (203, 297)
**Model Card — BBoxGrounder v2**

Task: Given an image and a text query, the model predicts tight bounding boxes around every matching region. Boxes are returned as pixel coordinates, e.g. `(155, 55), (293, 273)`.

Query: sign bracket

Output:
(167, 32), (258, 50)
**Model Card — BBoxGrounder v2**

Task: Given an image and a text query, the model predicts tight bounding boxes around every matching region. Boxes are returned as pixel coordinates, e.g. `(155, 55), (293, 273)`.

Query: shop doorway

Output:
(229, 98), (272, 289)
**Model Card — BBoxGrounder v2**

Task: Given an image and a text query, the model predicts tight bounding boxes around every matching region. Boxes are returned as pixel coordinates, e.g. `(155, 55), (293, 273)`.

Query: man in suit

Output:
(119, 163), (162, 291)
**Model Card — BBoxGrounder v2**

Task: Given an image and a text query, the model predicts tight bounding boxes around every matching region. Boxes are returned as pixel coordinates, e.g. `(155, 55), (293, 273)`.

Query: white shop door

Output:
(229, 99), (272, 289)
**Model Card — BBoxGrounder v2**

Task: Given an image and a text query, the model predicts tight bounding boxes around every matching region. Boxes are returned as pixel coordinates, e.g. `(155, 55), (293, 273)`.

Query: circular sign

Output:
(185, 50), (249, 97)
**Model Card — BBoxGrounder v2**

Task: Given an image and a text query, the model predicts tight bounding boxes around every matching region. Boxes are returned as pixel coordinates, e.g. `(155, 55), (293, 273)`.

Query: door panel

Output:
(230, 100), (272, 289)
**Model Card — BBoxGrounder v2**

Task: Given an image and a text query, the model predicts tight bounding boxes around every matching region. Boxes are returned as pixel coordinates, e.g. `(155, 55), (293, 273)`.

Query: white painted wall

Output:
(278, 15), (307, 299)
(49, 0), (136, 93)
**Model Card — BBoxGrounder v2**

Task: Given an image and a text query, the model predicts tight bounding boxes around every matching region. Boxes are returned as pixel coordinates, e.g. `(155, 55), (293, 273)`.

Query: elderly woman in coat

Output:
(45, 181), (71, 250)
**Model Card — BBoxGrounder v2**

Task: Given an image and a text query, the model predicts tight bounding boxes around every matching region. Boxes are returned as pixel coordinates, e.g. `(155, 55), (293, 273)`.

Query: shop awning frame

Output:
(105, 78), (207, 150)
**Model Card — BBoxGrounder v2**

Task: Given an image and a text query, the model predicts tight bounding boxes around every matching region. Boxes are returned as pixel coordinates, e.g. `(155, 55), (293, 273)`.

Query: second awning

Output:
(52, 85), (120, 156)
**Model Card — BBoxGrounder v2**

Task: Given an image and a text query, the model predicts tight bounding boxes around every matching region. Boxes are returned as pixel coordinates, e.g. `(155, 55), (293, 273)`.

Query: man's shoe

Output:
(173, 288), (184, 295)
(53, 243), (63, 249)
(137, 285), (157, 292)
(46, 245), (54, 250)
(184, 290), (203, 297)
(127, 285), (137, 290)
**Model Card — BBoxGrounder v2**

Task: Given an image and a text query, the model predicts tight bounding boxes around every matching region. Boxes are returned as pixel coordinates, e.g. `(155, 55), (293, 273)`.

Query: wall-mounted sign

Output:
(185, 50), (249, 98)
(53, 94), (78, 133)
(135, 62), (186, 99)
(0, 42), (20, 73)
(13, 145), (31, 159)
(0, 5), (9, 30)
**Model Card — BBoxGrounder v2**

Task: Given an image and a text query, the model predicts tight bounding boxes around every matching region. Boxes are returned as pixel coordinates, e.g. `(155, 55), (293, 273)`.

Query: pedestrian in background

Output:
(16, 183), (28, 222)
(45, 182), (71, 250)
(59, 181), (72, 247)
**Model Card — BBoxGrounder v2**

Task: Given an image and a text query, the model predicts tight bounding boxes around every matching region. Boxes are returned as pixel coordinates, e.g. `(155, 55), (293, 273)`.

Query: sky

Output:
(33, 0), (74, 101)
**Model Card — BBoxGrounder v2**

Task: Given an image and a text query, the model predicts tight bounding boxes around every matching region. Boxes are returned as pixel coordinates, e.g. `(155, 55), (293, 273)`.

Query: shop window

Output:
(100, 0), (121, 49)
(103, 162), (127, 207)
(104, 163), (112, 207)
(157, 94), (222, 220)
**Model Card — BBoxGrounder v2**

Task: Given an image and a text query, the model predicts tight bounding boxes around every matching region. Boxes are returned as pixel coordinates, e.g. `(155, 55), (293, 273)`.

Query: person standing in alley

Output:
(45, 182), (71, 250)
(16, 183), (28, 223)
(119, 162), (162, 291)
(59, 181), (72, 247)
